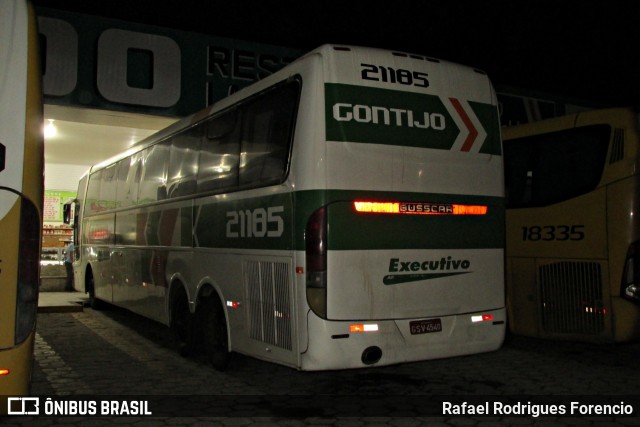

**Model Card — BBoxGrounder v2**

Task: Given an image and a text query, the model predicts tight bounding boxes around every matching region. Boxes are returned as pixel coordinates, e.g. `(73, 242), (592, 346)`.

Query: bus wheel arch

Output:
(195, 284), (231, 371)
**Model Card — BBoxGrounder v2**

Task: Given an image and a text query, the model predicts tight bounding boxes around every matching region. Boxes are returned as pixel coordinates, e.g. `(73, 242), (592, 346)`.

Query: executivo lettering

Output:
(383, 256), (471, 285)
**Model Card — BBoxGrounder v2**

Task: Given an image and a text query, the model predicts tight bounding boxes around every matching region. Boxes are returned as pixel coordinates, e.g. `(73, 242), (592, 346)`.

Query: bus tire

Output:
(86, 269), (103, 310)
(170, 286), (194, 357)
(199, 297), (231, 371)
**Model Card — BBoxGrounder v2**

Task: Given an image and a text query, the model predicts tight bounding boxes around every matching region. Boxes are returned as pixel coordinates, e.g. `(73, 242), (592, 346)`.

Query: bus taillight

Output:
(306, 206), (327, 318)
(471, 313), (494, 323)
(622, 241), (640, 304)
(353, 201), (487, 215)
(350, 323), (379, 332)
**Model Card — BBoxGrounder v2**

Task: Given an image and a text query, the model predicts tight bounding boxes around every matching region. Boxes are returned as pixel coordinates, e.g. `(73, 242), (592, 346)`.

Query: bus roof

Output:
(89, 44), (495, 174)
(502, 107), (638, 141)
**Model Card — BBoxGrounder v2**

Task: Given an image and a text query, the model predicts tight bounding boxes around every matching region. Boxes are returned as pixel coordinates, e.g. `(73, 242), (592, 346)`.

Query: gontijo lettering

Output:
(332, 103), (446, 129)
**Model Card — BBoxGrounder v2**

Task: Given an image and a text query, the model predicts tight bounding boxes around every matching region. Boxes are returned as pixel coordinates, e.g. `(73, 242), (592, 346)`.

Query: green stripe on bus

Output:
(193, 189), (504, 251)
(317, 190), (504, 250)
(471, 101), (502, 155)
(194, 192), (294, 250)
(328, 208), (503, 249)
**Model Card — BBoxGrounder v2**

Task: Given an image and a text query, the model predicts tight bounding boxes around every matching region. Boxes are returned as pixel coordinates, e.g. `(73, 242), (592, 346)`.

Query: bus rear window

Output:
(504, 125), (611, 208)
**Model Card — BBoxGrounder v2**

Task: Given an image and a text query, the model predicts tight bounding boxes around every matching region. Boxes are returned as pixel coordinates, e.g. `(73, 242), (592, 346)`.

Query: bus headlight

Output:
(621, 241), (640, 304)
(625, 284), (640, 301)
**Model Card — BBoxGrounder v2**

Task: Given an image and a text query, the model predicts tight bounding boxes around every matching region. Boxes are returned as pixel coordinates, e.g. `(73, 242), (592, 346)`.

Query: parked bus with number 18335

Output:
(67, 45), (505, 370)
(0, 0), (43, 401)
(504, 107), (640, 342)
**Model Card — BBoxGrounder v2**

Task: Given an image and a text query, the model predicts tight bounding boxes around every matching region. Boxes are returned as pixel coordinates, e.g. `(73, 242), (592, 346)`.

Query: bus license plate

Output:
(409, 319), (442, 335)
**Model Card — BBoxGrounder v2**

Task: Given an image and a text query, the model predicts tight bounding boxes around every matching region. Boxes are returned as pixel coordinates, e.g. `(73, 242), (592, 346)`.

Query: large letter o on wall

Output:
(97, 29), (181, 108)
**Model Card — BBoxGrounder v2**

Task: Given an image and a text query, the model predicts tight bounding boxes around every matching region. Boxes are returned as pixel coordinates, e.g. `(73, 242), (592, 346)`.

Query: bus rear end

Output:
(504, 108), (640, 342)
(298, 46), (505, 370)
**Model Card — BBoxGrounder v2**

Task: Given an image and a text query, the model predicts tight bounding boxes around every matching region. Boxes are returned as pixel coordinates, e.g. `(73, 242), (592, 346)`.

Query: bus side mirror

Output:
(63, 202), (72, 224)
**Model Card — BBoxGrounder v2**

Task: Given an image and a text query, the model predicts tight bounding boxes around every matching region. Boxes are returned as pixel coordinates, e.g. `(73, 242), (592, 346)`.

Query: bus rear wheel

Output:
(170, 288), (194, 357)
(198, 297), (230, 371)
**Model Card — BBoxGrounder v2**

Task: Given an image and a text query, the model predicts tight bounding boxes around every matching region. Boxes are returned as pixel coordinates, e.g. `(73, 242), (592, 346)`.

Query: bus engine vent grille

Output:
(538, 261), (605, 336)
(609, 128), (625, 164)
(244, 260), (292, 351)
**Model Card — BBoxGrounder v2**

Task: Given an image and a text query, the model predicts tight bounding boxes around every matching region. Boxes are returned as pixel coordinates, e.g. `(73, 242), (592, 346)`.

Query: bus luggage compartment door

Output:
(323, 199), (504, 321)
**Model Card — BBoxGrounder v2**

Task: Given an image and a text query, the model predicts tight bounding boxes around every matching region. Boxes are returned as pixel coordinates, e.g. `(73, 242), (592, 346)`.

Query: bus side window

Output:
(239, 81), (298, 187)
(86, 169), (103, 214)
(115, 158), (131, 207)
(138, 142), (170, 203)
(197, 110), (240, 193)
(99, 164), (117, 210)
(168, 129), (201, 198)
(121, 154), (143, 207)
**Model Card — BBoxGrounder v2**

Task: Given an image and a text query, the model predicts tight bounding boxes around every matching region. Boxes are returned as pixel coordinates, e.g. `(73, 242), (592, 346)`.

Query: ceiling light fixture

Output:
(44, 119), (57, 139)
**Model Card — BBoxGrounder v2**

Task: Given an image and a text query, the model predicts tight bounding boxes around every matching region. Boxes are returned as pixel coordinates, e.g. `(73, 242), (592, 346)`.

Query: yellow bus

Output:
(504, 107), (640, 342)
(0, 0), (44, 400)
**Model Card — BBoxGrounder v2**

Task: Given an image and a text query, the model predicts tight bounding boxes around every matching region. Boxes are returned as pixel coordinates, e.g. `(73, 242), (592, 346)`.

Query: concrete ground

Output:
(1, 292), (638, 425)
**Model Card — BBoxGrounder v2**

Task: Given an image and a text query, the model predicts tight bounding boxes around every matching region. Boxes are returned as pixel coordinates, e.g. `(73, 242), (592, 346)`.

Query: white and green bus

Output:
(68, 45), (505, 370)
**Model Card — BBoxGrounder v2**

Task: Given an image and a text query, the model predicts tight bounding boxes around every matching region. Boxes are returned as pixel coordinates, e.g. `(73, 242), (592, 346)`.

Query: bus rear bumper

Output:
(301, 308), (506, 370)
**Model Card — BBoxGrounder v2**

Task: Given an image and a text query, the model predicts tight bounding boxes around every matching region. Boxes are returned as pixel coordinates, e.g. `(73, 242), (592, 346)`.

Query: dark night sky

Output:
(32, 0), (640, 107)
